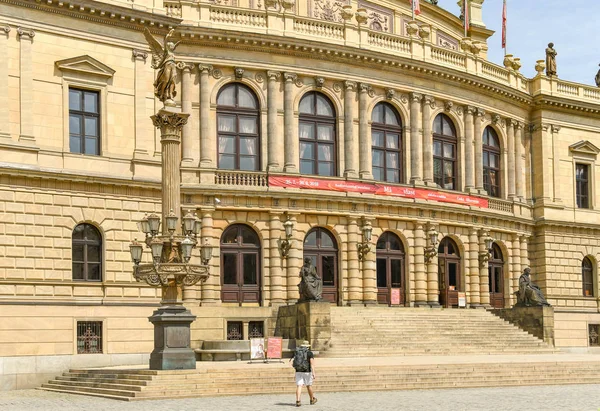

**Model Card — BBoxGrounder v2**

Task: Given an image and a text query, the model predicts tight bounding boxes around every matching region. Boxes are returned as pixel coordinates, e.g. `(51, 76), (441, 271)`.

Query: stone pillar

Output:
(479, 229), (491, 307)
(414, 222), (427, 306)
(269, 212), (285, 304)
(551, 125), (562, 203)
(267, 71), (282, 171)
(531, 123), (552, 202)
(468, 227), (481, 306)
(464, 106), (475, 190)
(0, 26), (11, 138)
(422, 95), (434, 185)
(284, 73), (298, 173)
(358, 83), (372, 179)
(180, 63), (195, 164)
(506, 119), (516, 199)
(509, 235), (520, 306)
(200, 210), (218, 305)
(343, 81), (357, 178)
(409, 93), (423, 185)
(426, 226), (440, 307)
(347, 217), (361, 305)
(199, 64), (213, 168)
(474, 108), (485, 191)
(515, 122), (525, 200)
(17, 27), (35, 142)
(133, 50), (150, 157)
(520, 235), (530, 272)
(286, 214), (300, 301)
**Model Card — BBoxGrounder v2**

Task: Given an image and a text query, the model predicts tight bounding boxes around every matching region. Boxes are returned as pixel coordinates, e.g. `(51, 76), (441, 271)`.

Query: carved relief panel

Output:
(357, 1), (393, 33)
(437, 31), (459, 50)
(210, 0), (239, 5)
(309, 0), (351, 23)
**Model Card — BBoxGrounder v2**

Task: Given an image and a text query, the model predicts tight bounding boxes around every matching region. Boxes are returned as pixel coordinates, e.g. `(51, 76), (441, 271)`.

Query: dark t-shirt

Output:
(296, 349), (314, 373)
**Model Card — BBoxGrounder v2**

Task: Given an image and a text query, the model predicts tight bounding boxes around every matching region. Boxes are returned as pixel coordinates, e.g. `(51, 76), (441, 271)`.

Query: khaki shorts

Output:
(295, 372), (314, 386)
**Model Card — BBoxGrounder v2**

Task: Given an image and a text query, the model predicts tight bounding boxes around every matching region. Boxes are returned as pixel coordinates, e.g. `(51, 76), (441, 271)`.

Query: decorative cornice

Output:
(16, 27), (35, 39)
(132, 49), (148, 61)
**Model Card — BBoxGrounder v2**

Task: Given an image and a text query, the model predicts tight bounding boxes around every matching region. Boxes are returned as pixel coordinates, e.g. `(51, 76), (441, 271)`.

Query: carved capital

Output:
(283, 72), (298, 83)
(1, 25), (10, 35)
(551, 124), (561, 133)
(423, 95), (436, 109)
(234, 67), (244, 80)
(515, 121), (525, 131)
(344, 80), (357, 91)
(358, 82), (370, 93)
(151, 109), (190, 131)
(198, 64), (214, 75)
(17, 27), (35, 40)
(465, 105), (476, 116)
(476, 108), (486, 118)
(176, 62), (195, 72)
(266, 70), (281, 81)
(539, 123), (550, 132)
(132, 49), (148, 61)
(385, 88), (395, 100)
(409, 92), (422, 103)
(505, 118), (516, 128)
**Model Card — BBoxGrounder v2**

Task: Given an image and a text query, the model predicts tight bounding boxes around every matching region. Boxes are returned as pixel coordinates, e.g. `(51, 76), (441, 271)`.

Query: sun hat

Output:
(300, 340), (310, 347)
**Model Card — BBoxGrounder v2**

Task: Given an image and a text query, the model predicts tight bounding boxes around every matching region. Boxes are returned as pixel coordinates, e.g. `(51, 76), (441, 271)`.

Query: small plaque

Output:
(458, 292), (466, 308)
(391, 288), (401, 306)
(267, 337), (283, 359)
(250, 338), (265, 360)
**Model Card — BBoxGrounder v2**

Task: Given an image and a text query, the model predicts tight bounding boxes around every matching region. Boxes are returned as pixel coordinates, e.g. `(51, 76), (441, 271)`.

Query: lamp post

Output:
(279, 213), (294, 258)
(129, 104), (212, 370)
(424, 225), (439, 263)
(479, 232), (494, 267)
(357, 218), (373, 261)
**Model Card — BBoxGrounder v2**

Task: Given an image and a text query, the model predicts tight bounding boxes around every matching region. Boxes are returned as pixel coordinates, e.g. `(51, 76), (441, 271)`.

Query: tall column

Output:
(422, 95), (434, 185)
(409, 93), (423, 185)
(474, 108), (485, 191)
(17, 27), (35, 142)
(0, 26), (11, 138)
(283, 73), (298, 173)
(464, 106), (475, 190)
(520, 235), (530, 272)
(510, 233), (520, 306)
(506, 119), (516, 199)
(180, 63), (194, 164)
(199, 64), (213, 168)
(468, 227), (481, 306)
(515, 122), (525, 200)
(267, 71), (282, 171)
(269, 212), (285, 304)
(479, 229), (491, 307)
(358, 83), (372, 179)
(414, 222), (427, 306)
(362, 228), (377, 305)
(347, 217), (361, 305)
(200, 210), (218, 305)
(531, 123), (552, 202)
(286, 214), (300, 301)
(551, 125), (562, 203)
(343, 81), (357, 178)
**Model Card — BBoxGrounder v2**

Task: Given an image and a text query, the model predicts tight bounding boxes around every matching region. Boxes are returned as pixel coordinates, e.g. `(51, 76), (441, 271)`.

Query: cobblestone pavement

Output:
(2, 385), (600, 411)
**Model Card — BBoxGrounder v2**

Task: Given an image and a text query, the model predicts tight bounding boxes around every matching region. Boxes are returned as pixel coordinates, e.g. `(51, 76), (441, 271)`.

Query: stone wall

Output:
(275, 302), (331, 351)
(492, 306), (554, 346)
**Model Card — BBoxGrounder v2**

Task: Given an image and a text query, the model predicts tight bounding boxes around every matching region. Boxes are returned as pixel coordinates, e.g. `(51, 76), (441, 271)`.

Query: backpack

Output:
(292, 347), (310, 372)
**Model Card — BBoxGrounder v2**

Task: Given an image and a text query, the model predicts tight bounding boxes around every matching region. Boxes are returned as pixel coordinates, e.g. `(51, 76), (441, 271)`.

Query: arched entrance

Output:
(303, 227), (338, 304)
(438, 237), (461, 308)
(488, 243), (505, 308)
(220, 224), (261, 305)
(376, 232), (405, 305)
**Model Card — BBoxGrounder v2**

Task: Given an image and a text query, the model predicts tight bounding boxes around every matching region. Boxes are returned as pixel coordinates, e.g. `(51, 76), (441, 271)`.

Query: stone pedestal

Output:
(275, 302), (331, 351)
(491, 306), (554, 346)
(149, 305), (197, 370)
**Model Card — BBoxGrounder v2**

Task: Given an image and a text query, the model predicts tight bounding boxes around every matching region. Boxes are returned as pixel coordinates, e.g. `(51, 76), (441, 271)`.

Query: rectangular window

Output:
(69, 88), (100, 156)
(227, 321), (243, 341)
(77, 321), (103, 354)
(576, 164), (590, 208)
(248, 321), (264, 339)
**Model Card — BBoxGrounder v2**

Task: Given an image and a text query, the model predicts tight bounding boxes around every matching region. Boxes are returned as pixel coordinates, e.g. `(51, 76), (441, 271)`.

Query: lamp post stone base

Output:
(148, 305), (197, 370)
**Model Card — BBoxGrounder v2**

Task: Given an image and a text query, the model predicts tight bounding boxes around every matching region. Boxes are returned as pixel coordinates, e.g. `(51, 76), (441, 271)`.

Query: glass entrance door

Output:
(376, 232), (405, 305)
(438, 237), (461, 308)
(488, 244), (505, 308)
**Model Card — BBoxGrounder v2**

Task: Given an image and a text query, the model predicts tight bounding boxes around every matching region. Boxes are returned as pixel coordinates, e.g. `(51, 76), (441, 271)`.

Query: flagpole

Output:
(412, 1), (415, 20)
(464, 0), (468, 37)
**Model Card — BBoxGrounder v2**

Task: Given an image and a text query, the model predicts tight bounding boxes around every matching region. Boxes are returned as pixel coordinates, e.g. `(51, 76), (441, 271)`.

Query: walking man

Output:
(292, 340), (317, 407)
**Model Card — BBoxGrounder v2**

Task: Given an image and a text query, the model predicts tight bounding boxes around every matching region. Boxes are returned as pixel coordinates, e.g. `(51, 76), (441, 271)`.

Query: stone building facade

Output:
(1, 0), (600, 389)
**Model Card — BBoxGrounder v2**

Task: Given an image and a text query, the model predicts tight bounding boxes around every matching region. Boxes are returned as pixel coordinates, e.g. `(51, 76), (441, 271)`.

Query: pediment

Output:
(55, 55), (115, 78)
(569, 140), (600, 157)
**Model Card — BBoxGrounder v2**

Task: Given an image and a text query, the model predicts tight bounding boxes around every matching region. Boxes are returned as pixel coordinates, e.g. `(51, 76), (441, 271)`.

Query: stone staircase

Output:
(322, 307), (556, 357)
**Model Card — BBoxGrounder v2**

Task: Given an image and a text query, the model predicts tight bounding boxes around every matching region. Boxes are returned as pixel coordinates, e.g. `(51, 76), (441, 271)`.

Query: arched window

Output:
(583, 257), (594, 297)
(376, 232), (405, 305)
(220, 224), (261, 304)
(483, 126), (501, 197)
(299, 92), (336, 176)
(72, 223), (102, 281)
(488, 243), (505, 308)
(372, 102), (403, 183)
(216, 83), (260, 171)
(303, 227), (338, 303)
(438, 237), (461, 307)
(433, 114), (457, 190)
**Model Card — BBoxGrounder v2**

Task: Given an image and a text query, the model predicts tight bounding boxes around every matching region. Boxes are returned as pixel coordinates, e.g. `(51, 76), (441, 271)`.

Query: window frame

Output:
(576, 163), (590, 209)
(216, 83), (261, 171)
(68, 88), (101, 156)
(371, 102), (403, 184)
(298, 91), (337, 177)
(583, 257), (594, 297)
(482, 126), (501, 198)
(432, 114), (458, 191)
(72, 223), (102, 282)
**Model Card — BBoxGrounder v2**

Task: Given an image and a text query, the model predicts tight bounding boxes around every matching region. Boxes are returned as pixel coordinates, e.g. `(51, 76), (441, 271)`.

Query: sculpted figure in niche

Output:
(545, 43), (557, 77)
(515, 267), (551, 307)
(298, 257), (322, 302)
(144, 28), (181, 106)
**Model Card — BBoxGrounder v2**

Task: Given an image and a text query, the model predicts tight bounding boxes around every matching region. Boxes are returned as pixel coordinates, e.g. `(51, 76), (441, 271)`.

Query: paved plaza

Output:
(2, 384), (600, 411)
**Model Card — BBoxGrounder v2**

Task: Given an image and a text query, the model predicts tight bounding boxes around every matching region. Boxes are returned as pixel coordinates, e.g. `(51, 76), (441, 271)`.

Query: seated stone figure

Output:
(298, 257), (322, 302)
(515, 267), (550, 307)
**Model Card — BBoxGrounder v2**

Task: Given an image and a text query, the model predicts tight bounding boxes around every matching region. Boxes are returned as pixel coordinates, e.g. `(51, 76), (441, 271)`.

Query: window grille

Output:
(248, 321), (264, 339)
(227, 321), (243, 340)
(77, 321), (103, 354)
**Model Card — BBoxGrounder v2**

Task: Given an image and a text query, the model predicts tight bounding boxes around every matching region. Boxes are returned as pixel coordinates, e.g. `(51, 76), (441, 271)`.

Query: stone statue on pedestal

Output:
(298, 257), (322, 302)
(515, 267), (550, 307)
(545, 43), (557, 77)
(144, 28), (181, 107)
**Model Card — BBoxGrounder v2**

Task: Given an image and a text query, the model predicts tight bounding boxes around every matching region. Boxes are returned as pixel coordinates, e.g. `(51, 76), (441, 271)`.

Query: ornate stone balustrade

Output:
(214, 171), (268, 187)
(481, 61), (510, 84)
(557, 81), (579, 96)
(293, 17), (345, 40)
(368, 32), (411, 54)
(430, 45), (466, 70)
(209, 4), (267, 28)
(488, 198), (513, 213)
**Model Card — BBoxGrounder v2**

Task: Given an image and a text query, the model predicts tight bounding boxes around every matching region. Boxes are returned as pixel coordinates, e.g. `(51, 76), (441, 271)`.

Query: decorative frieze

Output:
(309, 0), (351, 23)
(357, 1), (393, 33)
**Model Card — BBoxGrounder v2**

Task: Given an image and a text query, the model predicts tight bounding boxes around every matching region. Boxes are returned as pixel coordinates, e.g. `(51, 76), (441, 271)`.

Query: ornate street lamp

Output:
(479, 231), (494, 267)
(279, 213), (294, 257)
(424, 224), (439, 263)
(357, 218), (373, 261)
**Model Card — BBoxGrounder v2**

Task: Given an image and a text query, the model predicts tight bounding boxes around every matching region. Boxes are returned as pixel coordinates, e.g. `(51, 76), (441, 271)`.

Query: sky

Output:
(435, 0), (600, 86)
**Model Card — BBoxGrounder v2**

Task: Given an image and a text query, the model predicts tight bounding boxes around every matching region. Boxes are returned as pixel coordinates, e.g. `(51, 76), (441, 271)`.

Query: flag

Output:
(501, 0), (507, 49)
(463, 0), (470, 33)
(410, 0), (421, 16)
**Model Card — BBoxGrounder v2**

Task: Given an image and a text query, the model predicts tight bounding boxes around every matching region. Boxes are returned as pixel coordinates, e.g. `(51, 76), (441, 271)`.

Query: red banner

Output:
(268, 176), (488, 208)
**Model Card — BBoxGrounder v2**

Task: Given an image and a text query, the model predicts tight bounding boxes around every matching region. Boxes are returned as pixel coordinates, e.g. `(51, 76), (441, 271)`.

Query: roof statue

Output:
(143, 28), (181, 107)
(595, 64), (600, 88)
